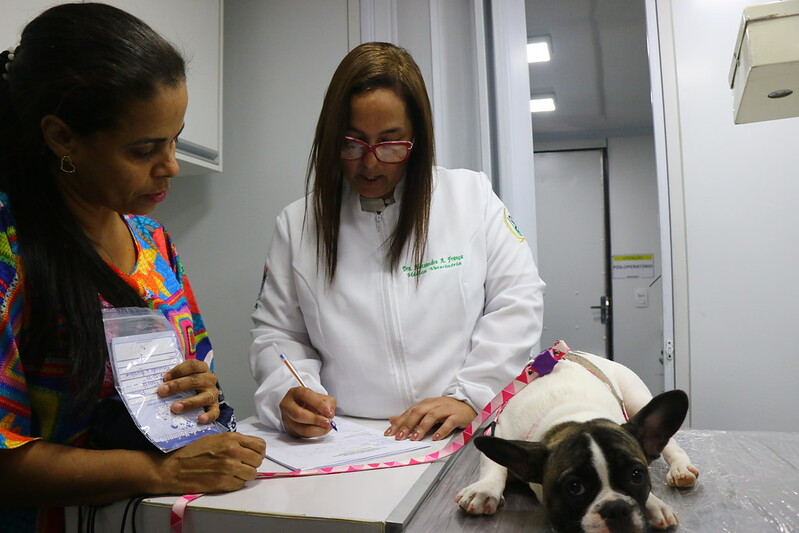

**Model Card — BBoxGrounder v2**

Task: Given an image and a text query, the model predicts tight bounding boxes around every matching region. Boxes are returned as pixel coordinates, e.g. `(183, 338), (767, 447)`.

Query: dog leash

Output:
(563, 351), (629, 421)
(169, 340), (572, 533)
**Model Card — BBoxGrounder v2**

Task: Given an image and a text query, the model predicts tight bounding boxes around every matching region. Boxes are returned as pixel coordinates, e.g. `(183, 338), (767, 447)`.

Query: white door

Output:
(534, 149), (610, 357)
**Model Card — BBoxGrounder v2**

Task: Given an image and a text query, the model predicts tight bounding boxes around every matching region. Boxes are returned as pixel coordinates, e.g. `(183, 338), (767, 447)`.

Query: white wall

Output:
(153, 0), (352, 419)
(659, 0), (799, 431)
(608, 135), (664, 395)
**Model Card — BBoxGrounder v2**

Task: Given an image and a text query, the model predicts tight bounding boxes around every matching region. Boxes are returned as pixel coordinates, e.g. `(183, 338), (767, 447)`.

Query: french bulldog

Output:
(456, 349), (698, 533)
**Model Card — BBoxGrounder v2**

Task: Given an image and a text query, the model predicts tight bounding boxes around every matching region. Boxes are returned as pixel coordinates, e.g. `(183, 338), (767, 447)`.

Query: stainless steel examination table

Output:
(405, 429), (799, 533)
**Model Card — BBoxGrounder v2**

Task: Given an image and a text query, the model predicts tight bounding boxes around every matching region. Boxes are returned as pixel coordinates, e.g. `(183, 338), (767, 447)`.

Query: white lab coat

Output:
(250, 166), (545, 430)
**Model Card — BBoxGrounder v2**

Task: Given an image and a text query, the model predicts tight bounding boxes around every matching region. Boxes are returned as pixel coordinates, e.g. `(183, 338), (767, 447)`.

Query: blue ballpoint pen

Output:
(279, 352), (338, 431)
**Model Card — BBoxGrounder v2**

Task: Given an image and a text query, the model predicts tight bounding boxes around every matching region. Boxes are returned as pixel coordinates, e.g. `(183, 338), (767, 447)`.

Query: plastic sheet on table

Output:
(649, 429), (799, 533)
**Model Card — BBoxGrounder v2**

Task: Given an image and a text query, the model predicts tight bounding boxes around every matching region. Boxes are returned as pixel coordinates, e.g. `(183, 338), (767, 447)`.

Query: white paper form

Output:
(237, 418), (431, 471)
(110, 331), (220, 452)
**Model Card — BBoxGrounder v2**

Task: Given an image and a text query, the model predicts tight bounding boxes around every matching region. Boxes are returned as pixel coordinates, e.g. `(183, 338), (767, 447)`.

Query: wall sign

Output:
(612, 254), (655, 279)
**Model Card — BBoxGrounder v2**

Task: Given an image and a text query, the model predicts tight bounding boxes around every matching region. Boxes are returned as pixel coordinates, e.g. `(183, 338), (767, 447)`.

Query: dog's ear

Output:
(474, 435), (548, 483)
(622, 389), (689, 461)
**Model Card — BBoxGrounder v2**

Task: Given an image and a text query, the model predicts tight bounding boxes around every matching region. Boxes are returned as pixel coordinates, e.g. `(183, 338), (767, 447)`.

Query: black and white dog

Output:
(456, 349), (698, 533)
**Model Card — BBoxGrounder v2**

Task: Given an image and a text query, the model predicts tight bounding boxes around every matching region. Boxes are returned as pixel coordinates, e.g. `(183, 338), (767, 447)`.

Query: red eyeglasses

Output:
(340, 136), (414, 164)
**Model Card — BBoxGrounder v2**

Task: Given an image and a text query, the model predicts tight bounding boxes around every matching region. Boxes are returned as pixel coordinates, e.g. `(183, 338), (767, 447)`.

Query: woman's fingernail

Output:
(409, 431), (418, 440)
(157, 384), (169, 396)
(172, 402), (184, 413)
(396, 430), (406, 440)
(163, 372), (172, 381)
(433, 433), (441, 441)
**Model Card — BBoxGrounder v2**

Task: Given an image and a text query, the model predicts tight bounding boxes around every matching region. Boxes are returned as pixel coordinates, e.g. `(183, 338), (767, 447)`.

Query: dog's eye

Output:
(565, 477), (585, 496)
(629, 467), (646, 485)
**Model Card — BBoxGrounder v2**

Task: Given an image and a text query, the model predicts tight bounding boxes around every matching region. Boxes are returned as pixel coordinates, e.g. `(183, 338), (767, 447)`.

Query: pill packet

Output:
(102, 307), (221, 452)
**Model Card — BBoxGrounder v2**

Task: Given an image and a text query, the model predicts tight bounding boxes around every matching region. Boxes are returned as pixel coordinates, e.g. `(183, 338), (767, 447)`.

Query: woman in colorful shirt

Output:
(0, 4), (265, 532)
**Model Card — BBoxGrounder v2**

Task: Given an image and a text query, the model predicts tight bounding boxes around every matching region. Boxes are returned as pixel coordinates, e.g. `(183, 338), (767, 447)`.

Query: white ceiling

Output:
(525, 0), (653, 144)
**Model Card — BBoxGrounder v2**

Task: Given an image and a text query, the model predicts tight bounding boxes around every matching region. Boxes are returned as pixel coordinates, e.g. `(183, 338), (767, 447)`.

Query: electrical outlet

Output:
(634, 288), (648, 308)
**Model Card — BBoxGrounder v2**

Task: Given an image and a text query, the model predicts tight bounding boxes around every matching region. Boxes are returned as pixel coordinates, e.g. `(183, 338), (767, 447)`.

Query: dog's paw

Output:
(646, 494), (679, 530)
(455, 480), (505, 515)
(666, 462), (699, 488)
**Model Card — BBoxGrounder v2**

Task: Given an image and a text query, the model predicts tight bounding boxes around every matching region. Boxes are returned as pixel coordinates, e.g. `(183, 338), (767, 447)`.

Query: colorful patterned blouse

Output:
(0, 192), (232, 532)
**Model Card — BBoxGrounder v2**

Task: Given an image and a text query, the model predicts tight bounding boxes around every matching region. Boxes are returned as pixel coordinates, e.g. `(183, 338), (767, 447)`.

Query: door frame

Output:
(645, 0), (680, 394)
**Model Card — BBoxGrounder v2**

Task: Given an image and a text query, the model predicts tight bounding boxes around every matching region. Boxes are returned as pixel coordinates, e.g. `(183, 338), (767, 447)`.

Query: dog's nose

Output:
(599, 499), (634, 524)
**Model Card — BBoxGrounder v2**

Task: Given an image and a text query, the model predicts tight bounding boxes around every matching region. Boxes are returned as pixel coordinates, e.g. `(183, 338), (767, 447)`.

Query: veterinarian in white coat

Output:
(250, 42), (545, 442)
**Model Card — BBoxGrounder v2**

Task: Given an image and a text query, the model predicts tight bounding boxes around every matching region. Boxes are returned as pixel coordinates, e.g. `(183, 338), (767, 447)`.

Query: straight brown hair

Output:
(306, 42), (435, 282)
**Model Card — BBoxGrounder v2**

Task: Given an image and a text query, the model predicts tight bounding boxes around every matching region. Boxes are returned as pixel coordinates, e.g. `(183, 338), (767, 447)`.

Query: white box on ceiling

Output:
(729, 0), (799, 124)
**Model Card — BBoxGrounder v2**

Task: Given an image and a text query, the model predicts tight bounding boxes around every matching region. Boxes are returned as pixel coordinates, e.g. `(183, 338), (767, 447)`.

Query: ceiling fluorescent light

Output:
(527, 36), (551, 63)
(530, 94), (556, 113)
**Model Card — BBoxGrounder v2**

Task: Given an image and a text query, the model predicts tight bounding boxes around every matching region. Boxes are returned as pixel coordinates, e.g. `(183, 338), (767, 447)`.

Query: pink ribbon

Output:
(169, 340), (571, 532)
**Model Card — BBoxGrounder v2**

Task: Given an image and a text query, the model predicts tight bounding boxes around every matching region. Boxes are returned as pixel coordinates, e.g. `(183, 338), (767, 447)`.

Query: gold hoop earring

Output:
(60, 155), (77, 174)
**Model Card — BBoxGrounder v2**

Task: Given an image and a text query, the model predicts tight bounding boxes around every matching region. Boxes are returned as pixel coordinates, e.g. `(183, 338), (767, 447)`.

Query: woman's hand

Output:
(0, 433), (266, 505)
(157, 359), (219, 424)
(280, 387), (337, 438)
(155, 432), (266, 494)
(386, 397), (476, 441)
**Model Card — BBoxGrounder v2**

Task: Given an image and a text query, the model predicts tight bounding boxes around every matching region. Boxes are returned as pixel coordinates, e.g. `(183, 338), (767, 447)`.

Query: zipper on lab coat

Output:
(374, 212), (415, 408)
